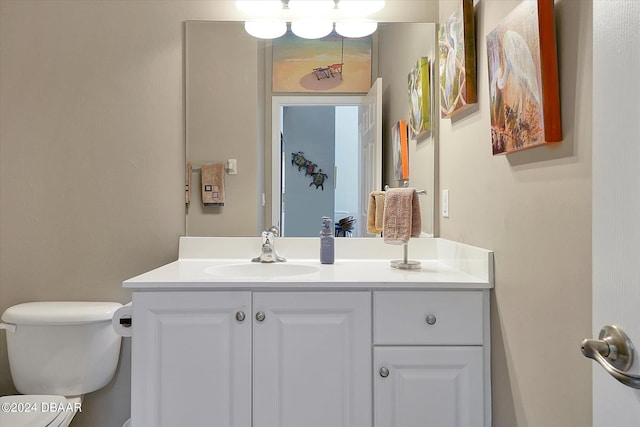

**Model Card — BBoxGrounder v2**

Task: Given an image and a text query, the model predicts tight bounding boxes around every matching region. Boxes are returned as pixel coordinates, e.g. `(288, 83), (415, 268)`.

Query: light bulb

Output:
(337, 0), (385, 15)
(287, 0), (336, 13)
(335, 21), (377, 38)
(244, 21), (287, 39)
(291, 20), (333, 39)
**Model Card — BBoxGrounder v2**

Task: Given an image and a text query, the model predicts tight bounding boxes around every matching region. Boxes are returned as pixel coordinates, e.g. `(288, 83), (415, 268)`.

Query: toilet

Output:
(0, 301), (123, 427)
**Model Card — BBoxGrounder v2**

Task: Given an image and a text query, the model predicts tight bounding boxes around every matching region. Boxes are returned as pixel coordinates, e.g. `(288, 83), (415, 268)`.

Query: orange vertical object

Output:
(538, 0), (562, 142)
(399, 120), (409, 180)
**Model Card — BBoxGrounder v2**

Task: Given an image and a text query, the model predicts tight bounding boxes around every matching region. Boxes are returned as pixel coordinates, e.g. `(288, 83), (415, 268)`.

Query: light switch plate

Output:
(227, 159), (238, 175)
(442, 189), (449, 218)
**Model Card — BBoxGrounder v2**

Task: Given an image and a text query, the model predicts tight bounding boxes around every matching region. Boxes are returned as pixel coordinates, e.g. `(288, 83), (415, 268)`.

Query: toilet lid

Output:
(0, 395), (68, 427)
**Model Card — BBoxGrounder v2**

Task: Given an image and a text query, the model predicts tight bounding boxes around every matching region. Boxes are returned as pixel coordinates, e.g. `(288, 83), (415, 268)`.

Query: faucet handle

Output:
(268, 225), (280, 237)
(262, 231), (274, 245)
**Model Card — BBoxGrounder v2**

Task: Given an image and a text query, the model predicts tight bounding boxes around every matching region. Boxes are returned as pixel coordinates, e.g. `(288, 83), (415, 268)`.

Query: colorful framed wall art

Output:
(438, 0), (477, 118)
(272, 30), (372, 93)
(408, 57), (431, 141)
(486, 0), (562, 154)
(392, 120), (409, 181)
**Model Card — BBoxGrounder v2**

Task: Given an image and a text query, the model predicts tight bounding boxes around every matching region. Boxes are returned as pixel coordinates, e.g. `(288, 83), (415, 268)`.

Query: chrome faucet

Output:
(252, 226), (286, 263)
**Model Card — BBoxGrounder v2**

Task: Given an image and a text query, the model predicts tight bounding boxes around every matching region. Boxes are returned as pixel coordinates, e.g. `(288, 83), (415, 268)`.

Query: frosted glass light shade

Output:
(287, 0), (335, 13)
(337, 0), (385, 15)
(244, 21), (287, 39)
(236, 0), (283, 13)
(291, 20), (333, 39)
(335, 21), (377, 38)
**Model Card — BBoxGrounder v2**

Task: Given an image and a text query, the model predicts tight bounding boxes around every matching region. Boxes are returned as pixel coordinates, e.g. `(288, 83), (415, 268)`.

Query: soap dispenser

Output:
(320, 216), (335, 264)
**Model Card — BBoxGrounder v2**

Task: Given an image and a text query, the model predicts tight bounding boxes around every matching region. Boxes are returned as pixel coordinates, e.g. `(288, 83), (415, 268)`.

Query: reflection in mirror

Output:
(272, 85), (381, 238)
(277, 103), (367, 237)
(186, 21), (436, 237)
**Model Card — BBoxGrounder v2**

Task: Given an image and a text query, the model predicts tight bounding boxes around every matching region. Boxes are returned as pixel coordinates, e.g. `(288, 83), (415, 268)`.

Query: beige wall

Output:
(437, 0), (592, 426)
(1, 0), (592, 426)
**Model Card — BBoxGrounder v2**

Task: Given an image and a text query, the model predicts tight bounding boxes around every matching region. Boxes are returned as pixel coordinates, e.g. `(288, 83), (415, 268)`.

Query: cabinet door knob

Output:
(379, 367), (390, 378)
(426, 314), (437, 325)
(235, 311), (246, 322)
(256, 311), (266, 322)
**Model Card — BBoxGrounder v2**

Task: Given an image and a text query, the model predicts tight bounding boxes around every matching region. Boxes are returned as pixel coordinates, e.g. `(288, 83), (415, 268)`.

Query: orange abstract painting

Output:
(392, 120), (409, 181)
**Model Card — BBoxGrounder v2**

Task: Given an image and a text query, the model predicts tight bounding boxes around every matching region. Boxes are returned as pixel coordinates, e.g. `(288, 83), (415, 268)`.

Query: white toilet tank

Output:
(1, 301), (123, 396)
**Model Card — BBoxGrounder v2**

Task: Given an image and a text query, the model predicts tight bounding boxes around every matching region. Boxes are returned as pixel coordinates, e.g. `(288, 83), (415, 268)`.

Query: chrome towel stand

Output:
(384, 184), (426, 270)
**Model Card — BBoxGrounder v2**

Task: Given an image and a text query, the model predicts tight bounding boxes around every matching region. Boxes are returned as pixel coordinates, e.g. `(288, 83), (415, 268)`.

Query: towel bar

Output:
(383, 185), (424, 269)
(384, 184), (427, 195)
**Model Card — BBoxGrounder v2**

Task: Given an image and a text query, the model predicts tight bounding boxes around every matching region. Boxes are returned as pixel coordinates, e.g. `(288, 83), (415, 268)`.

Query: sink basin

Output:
(205, 263), (320, 279)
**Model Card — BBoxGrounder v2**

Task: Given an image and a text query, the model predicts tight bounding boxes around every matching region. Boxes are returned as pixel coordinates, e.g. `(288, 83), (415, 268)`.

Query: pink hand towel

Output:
(383, 188), (421, 244)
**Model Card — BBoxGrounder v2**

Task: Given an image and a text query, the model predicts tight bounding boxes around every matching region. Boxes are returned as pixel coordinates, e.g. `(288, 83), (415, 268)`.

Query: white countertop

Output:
(124, 258), (489, 289)
(124, 237), (494, 290)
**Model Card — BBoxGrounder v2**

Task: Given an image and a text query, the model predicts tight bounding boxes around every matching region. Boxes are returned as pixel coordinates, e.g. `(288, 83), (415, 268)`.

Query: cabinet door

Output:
(374, 346), (484, 427)
(131, 291), (251, 427)
(253, 292), (371, 427)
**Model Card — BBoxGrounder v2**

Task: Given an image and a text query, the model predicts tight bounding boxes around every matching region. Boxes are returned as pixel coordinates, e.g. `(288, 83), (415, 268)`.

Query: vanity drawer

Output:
(374, 291), (484, 345)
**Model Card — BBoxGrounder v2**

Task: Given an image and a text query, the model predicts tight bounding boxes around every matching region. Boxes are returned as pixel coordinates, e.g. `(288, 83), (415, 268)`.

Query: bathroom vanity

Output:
(123, 237), (493, 427)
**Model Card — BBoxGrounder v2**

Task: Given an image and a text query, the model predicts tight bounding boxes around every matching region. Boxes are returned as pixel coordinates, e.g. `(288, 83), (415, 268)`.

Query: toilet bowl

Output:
(0, 301), (123, 427)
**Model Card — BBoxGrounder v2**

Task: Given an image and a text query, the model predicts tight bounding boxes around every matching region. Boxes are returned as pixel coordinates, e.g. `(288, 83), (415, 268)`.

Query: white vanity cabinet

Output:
(131, 291), (252, 427)
(373, 291), (489, 427)
(130, 290), (371, 427)
(125, 236), (494, 427)
(253, 292), (371, 427)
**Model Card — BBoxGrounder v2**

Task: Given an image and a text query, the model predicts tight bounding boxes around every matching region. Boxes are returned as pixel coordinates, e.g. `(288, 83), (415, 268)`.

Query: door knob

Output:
(379, 367), (389, 378)
(235, 311), (246, 322)
(581, 325), (640, 389)
(256, 311), (266, 322)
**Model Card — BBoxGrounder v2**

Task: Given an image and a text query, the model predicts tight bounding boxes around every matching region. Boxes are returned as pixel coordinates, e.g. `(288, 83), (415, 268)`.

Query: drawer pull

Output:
(235, 311), (246, 322)
(379, 367), (390, 378)
(426, 314), (437, 325)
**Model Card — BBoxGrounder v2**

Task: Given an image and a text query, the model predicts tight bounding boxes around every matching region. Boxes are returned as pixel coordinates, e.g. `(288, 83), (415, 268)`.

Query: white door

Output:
(358, 78), (383, 233)
(374, 347), (484, 427)
(591, 0), (640, 423)
(252, 292), (371, 427)
(131, 292), (252, 427)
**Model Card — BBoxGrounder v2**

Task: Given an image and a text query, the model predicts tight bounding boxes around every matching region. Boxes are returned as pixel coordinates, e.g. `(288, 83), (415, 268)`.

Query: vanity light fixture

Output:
(287, 0), (335, 13)
(290, 20), (334, 39)
(334, 21), (377, 38)
(236, 0), (384, 39)
(244, 20), (288, 39)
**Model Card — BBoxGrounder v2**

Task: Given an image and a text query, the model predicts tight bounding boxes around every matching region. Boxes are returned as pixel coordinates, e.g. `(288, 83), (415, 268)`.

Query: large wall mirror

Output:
(186, 20), (437, 237)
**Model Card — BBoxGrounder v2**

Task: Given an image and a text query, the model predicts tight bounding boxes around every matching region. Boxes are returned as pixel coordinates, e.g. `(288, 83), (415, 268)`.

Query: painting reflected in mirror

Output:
(272, 30), (372, 93)
(185, 21), (437, 237)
